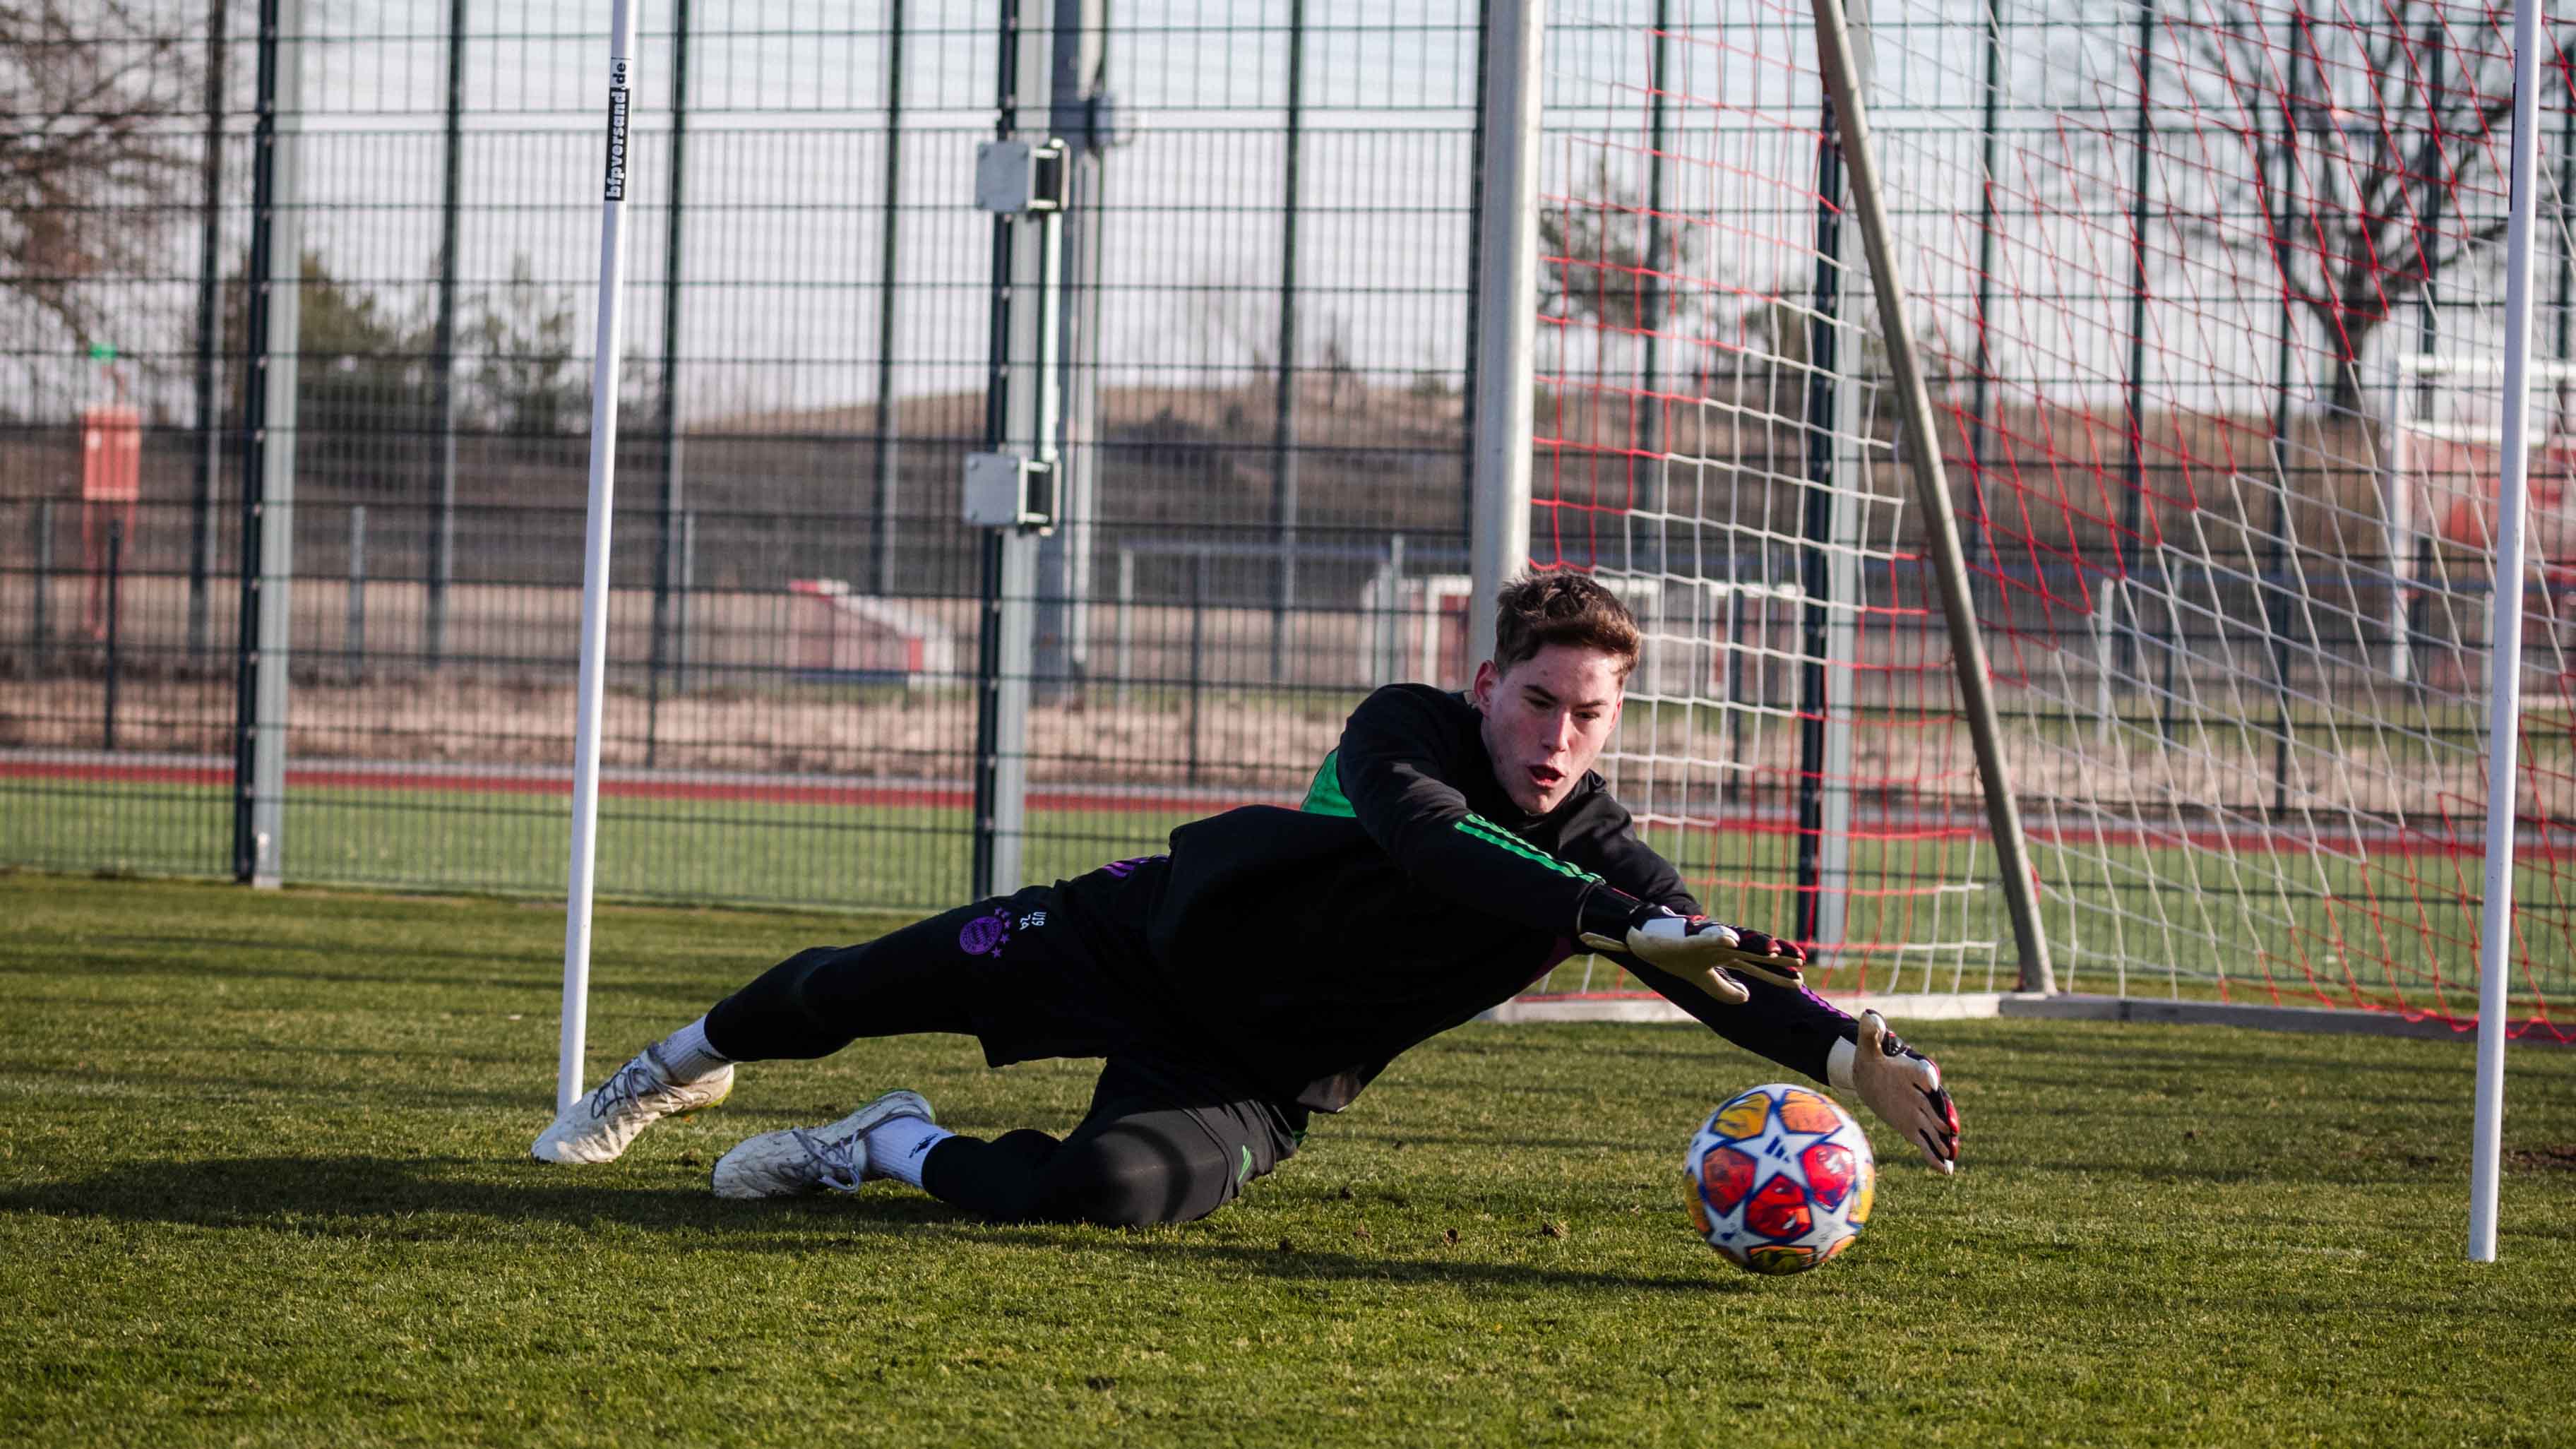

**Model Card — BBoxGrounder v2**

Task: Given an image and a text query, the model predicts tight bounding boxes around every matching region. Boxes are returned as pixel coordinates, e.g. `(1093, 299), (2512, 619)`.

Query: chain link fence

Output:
(2, 0), (1492, 910)
(6, 0), (2574, 948)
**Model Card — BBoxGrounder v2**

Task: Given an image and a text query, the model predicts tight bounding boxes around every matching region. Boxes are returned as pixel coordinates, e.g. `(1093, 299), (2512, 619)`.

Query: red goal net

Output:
(1527, 0), (2573, 1039)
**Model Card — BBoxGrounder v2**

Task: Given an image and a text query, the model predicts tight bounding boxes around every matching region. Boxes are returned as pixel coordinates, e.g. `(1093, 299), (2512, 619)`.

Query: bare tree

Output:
(463, 255), (587, 437)
(1, 0), (198, 353)
(2168, 1), (2570, 415)
(1537, 150), (1717, 471)
(1539, 154), (1705, 342)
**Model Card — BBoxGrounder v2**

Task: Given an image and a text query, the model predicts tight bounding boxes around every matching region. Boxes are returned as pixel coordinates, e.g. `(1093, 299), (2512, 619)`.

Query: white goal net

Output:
(1522, 0), (2576, 1038)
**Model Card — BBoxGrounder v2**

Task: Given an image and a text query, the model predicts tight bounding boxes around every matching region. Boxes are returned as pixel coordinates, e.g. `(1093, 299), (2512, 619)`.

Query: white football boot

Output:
(709, 1090), (935, 1199)
(530, 1046), (734, 1164)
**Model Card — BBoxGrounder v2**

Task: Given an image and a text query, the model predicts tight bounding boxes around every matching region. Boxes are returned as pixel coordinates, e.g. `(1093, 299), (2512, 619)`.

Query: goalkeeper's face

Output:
(1471, 643), (1626, 816)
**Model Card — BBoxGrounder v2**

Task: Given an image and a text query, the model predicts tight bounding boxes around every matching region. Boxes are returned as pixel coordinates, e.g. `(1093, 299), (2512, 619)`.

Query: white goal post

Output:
(556, 0), (643, 1116)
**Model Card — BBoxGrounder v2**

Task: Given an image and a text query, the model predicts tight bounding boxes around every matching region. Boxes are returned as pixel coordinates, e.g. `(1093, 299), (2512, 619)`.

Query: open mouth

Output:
(1528, 765), (1565, 791)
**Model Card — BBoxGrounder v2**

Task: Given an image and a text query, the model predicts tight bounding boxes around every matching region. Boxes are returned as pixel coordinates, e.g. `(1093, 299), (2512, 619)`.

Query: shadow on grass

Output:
(5, 931), (776, 998)
(0, 949), (561, 997)
(0, 957), (744, 1009)
(0, 1155), (1739, 1295)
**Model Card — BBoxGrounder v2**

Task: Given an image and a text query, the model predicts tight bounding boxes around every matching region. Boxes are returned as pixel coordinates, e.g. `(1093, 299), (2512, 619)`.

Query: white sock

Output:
(651, 1016), (732, 1084)
(864, 1116), (955, 1188)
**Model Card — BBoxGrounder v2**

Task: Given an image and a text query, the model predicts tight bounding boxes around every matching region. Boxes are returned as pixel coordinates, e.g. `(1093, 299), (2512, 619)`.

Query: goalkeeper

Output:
(532, 571), (1960, 1224)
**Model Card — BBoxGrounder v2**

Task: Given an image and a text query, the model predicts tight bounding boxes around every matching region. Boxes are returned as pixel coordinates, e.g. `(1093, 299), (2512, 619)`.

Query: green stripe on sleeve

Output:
(1300, 749), (1356, 816)
(1455, 813), (1602, 883)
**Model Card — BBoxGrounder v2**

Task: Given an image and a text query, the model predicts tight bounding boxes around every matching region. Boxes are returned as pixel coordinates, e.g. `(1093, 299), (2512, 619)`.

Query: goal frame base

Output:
(1485, 991), (2570, 1044)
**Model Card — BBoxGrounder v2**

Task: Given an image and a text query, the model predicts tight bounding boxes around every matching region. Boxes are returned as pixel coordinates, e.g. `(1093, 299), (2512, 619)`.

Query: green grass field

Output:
(4, 873), (2572, 1447)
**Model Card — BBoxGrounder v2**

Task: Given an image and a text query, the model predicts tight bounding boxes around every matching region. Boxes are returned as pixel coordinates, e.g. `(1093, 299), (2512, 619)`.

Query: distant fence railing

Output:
(10, 487), (2570, 912)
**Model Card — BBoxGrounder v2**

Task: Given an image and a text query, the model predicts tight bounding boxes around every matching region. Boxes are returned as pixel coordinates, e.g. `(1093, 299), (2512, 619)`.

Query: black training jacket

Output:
(1083, 684), (1857, 1111)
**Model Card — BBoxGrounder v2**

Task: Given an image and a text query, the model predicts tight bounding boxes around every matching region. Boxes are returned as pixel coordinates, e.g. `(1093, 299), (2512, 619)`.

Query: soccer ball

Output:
(1683, 1083), (1876, 1275)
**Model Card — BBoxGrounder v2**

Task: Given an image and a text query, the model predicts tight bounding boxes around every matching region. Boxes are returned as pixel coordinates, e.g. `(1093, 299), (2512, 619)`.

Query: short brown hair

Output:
(1493, 571), (1642, 679)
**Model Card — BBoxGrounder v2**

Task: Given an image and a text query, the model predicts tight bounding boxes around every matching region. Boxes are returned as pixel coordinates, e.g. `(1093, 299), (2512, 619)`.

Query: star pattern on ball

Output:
(1738, 1113), (1841, 1198)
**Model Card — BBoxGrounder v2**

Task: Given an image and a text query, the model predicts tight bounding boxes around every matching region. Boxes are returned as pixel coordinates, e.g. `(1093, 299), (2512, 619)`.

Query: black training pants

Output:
(700, 867), (1301, 1227)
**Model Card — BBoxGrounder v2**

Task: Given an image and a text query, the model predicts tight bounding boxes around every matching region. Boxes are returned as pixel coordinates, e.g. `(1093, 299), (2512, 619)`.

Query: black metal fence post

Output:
(1794, 93), (1846, 947)
(869, 0), (907, 597)
(1034, 0), (1107, 702)
(427, 0), (466, 668)
(104, 517), (124, 752)
(1270, 0), (1305, 679)
(2260, 12), (2313, 812)
(1188, 550), (1208, 786)
(2407, 22), (2446, 693)
(1964, 0), (2004, 583)
(676, 508), (696, 693)
(1460, 0), (1489, 535)
(1724, 587), (1746, 804)
(188, 0), (228, 662)
(233, 0), (287, 884)
(648, 0), (693, 768)
(345, 503), (366, 682)
(1113, 547), (1135, 703)
(32, 501), (54, 672)
(2156, 579), (2179, 744)
(2116, 0), (2157, 680)
(970, 0), (1032, 900)
(1380, 532), (1407, 684)
(1638, 0), (1670, 565)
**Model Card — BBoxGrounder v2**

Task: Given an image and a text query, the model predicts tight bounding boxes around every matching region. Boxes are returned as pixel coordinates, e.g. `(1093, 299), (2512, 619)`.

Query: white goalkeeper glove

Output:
(1828, 1010), (1960, 1175)
(1578, 902), (1809, 1007)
